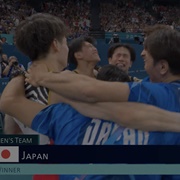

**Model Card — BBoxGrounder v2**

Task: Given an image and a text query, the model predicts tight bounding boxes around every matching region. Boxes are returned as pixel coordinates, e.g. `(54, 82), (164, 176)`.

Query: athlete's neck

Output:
(32, 58), (65, 72)
(75, 64), (96, 78)
(163, 75), (180, 83)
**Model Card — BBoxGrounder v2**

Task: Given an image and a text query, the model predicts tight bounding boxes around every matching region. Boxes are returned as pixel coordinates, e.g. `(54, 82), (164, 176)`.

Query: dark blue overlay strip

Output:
(10, 145), (180, 164)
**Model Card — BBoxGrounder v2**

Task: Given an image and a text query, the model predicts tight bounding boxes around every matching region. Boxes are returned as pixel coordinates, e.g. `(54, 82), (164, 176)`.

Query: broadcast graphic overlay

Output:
(0, 145), (180, 175)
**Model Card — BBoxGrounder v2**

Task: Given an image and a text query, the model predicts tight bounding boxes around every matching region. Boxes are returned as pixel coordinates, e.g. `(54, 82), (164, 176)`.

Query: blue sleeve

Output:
(31, 104), (62, 139)
(128, 82), (173, 108)
(31, 103), (91, 144)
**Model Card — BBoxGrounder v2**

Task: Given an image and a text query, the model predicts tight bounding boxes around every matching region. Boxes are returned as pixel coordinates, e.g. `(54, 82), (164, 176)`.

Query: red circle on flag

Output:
(1, 149), (11, 159)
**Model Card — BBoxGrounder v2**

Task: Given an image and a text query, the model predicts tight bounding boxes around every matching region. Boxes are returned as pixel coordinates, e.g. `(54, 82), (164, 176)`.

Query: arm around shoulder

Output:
(26, 68), (130, 103)
(0, 76), (46, 127)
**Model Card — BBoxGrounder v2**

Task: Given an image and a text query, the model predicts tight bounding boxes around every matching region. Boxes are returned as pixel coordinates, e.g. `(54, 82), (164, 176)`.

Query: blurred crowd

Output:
(100, 0), (180, 33)
(0, 0), (180, 42)
(0, 0), (32, 35)
(41, 0), (91, 40)
(0, 0), (91, 41)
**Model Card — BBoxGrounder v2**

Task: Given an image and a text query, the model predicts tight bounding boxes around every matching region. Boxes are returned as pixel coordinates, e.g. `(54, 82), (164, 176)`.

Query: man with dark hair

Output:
(97, 64), (131, 82)
(4, 13), (68, 140)
(68, 36), (100, 77)
(15, 13), (67, 62)
(108, 43), (140, 81)
(4, 12), (68, 180)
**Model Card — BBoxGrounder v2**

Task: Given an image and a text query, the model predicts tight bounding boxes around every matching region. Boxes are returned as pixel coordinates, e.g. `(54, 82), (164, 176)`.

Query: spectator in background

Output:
(0, 37), (8, 44)
(1, 54), (10, 77)
(1, 53), (8, 78)
(100, 0), (180, 33)
(1, 0), (180, 39)
(1, 53), (8, 63)
(108, 43), (140, 82)
(6, 56), (25, 78)
(108, 32), (120, 44)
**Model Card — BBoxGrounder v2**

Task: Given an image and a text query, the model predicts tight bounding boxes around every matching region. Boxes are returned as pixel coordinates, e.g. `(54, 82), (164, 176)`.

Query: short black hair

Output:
(68, 36), (96, 65)
(97, 64), (131, 82)
(15, 13), (67, 61)
(144, 28), (180, 75)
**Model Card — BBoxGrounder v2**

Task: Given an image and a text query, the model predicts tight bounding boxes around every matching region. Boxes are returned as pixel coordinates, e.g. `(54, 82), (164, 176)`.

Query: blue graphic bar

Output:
(0, 145), (179, 164)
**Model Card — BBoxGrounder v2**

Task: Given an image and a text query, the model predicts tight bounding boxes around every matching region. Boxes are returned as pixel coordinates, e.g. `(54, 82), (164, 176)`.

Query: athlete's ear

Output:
(51, 39), (60, 52)
(159, 60), (169, 75)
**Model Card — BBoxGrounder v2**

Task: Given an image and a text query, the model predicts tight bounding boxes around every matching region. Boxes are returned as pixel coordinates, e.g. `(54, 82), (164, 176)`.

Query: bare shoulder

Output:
(61, 70), (74, 74)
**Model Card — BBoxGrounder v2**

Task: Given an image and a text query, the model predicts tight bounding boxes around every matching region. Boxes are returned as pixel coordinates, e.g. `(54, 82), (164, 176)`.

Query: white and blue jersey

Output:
(31, 81), (180, 180)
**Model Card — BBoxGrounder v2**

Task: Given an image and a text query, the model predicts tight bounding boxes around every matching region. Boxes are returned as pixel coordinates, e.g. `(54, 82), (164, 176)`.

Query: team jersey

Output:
(14, 82), (50, 145)
(31, 81), (180, 179)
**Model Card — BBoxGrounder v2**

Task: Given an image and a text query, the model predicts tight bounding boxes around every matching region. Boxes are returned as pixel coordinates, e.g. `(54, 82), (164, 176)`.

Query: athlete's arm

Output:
(0, 76), (46, 127)
(4, 114), (22, 134)
(66, 100), (180, 132)
(25, 64), (130, 103)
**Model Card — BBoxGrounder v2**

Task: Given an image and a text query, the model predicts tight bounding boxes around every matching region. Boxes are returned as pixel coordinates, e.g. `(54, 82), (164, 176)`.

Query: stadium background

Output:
(0, 0), (180, 179)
